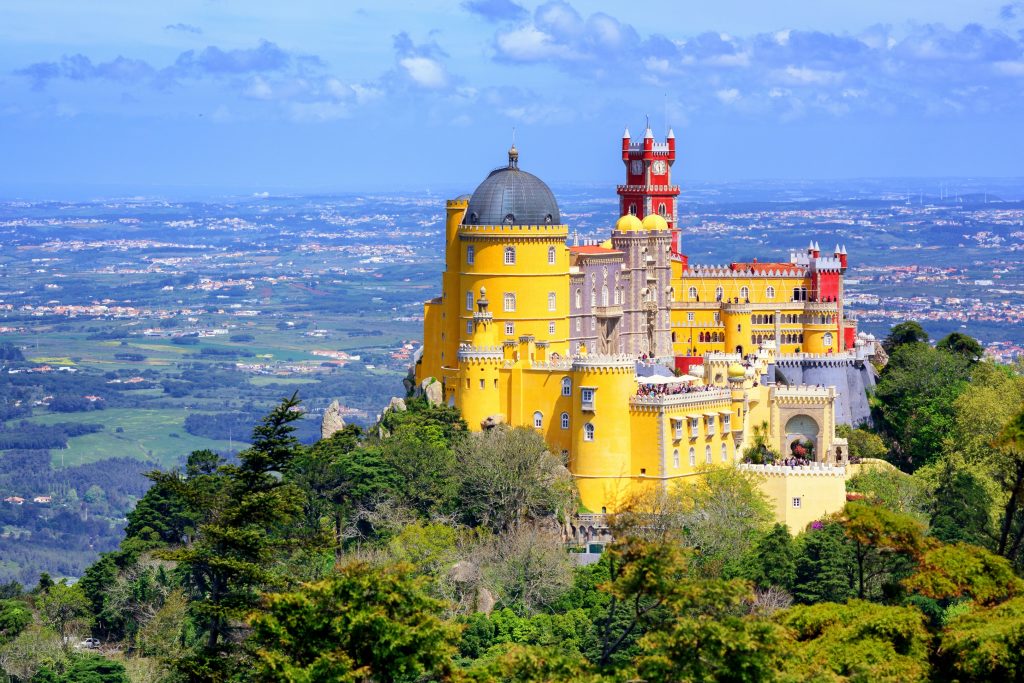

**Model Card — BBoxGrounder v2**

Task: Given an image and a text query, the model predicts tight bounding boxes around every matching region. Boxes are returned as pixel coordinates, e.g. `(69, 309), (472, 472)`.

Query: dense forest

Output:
(0, 323), (1023, 682)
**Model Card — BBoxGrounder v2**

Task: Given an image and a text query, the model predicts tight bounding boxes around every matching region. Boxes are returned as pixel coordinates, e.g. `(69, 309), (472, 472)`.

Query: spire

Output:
(667, 127), (675, 139)
(508, 144), (519, 169)
(623, 125), (631, 138)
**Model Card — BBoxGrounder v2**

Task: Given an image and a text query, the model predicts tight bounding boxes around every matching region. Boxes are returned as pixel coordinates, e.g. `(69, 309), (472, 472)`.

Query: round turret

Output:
(727, 362), (746, 380)
(615, 214), (643, 232)
(641, 213), (668, 231)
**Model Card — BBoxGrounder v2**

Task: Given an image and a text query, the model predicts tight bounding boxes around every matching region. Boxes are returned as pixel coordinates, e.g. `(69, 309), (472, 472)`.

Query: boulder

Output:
(475, 587), (496, 615)
(480, 414), (506, 430)
(421, 378), (443, 406)
(320, 400), (346, 440)
(386, 396), (407, 413)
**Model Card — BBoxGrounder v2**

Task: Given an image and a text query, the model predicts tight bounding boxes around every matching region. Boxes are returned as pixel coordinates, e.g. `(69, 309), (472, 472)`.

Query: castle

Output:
(415, 126), (880, 531)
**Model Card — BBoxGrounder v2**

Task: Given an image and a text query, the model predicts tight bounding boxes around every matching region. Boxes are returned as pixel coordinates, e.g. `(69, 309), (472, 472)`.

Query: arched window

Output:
(590, 289), (596, 307)
(721, 442), (728, 462)
(689, 447), (696, 466)
(823, 332), (833, 347)
(547, 246), (556, 265)
(504, 246), (516, 265)
(715, 286), (724, 301)
(575, 289), (582, 309)
(766, 285), (775, 299)
(705, 445), (712, 464)
(466, 245), (475, 265)
(561, 377), (572, 396)
(793, 287), (801, 301)
(688, 286), (698, 299)
(560, 412), (570, 429)
(740, 286), (749, 300)
(658, 203), (667, 217)
(533, 411), (543, 429)
(614, 288), (621, 305)
(465, 291), (473, 311)
(548, 292), (557, 311)
(601, 285), (609, 306)
(673, 449), (680, 468)
(628, 203), (637, 216)
(503, 292), (516, 312)
(584, 423), (595, 442)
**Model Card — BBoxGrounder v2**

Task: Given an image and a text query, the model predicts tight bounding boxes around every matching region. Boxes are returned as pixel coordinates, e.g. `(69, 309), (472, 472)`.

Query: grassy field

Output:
(27, 408), (239, 469)
(248, 376), (318, 386)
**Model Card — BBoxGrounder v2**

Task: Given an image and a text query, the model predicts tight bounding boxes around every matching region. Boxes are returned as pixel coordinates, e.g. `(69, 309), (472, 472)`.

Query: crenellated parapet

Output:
(630, 387), (732, 410)
(738, 463), (846, 477)
(571, 354), (636, 373)
(685, 266), (806, 278)
(457, 344), (504, 362)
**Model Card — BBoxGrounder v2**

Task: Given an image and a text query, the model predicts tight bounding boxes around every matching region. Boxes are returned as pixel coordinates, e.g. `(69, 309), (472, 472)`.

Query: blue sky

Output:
(2, 0), (1023, 197)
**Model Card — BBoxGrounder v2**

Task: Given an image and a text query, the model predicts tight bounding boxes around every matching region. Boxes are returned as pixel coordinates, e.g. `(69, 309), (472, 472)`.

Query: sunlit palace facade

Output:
(415, 128), (871, 529)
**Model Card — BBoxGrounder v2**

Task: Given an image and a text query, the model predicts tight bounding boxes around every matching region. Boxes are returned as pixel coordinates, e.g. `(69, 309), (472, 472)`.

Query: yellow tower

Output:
(570, 356), (636, 513)
(456, 290), (503, 429)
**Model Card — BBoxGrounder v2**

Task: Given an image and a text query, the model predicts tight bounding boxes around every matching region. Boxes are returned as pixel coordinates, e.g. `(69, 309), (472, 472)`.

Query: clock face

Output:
(630, 160), (643, 176)
(652, 160), (667, 175)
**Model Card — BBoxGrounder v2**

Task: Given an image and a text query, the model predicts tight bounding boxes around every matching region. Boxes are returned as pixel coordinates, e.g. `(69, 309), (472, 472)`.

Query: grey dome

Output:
(464, 148), (560, 226)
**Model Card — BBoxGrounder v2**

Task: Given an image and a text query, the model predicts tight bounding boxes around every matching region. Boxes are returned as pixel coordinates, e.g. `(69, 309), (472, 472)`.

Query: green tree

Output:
(739, 524), (796, 591)
(936, 331), (984, 361)
(777, 600), (931, 683)
(793, 521), (855, 604)
(61, 656), (130, 682)
(248, 562), (461, 683)
(36, 582), (92, 651)
(675, 467), (773, 576)
(456, 427), (574, 533)
(882, 321), (928, 353)
(872, 343), (972, 470)
(0, 599), (32, 645)
(836, 423), (888, 461)
(839, 502), (927, 601)
(167, 395), (307, 680)
(939, 596), (1024, 682)
(845, 467), (928, 522)
(993, 408), (1024, 565)
(741, 421), (779, 464)
(924, 457), (995, 547)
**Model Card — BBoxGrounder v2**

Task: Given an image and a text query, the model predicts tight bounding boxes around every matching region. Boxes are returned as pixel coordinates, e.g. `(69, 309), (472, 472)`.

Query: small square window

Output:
(792, 497), (802, 508)
(687, 312), (694, 322)
(505, 322), (514, 336)
(466, 320), (473, 335)
(549, 321), (556, 335)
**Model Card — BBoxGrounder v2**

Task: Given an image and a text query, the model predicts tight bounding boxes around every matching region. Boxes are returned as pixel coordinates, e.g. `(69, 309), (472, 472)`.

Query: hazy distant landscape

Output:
(1, 177), (1022, 583)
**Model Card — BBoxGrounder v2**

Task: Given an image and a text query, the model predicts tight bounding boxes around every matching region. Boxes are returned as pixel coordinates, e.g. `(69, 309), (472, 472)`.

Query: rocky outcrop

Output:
(320, 400), (346, 440)
(480, 414), (506, 430)
(386, 396), (407, 413)
(421, 378), (443, 406)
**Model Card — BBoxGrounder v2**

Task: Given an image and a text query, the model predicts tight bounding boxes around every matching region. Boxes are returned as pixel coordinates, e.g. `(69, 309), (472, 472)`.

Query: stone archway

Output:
(784, 414), (820, 461)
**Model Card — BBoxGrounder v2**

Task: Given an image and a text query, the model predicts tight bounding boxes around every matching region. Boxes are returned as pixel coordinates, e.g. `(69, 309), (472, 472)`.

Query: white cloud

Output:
(399, 56), (448, 88)
(716, 88), (741, 104)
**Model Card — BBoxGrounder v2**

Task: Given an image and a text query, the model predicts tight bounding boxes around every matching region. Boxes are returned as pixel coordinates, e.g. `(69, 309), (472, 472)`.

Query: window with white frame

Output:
(706, 415), (716, 436)
(533, 411), (543, 429)
(504, 246), (516, 265)
(560, 412), (570, 429)
(723, 414), (731, 432)
(561, 377), (572, 396)
(466, 291), (474, 311)
(792, 497), (802, 508)
(689, 416), (700, 436)
(766, 285), (775, 299)
(673, 418), (683, 440)
(705, 445), (712, 464)
(823, 332), (833, 347)
(688, 447), (696, 466)
(575, 289), (581, 308)
(547, 246), (556, 265)
(740, 286), (749, 300)
(548, 292), (556, 311)
(584, 423), (595, 441)
(503, 292), (516, 312)
(581, 387), (595, 410)
(505, 322), (514, 336)
(590, 289), (596, 307)
(688, 286), (698, 299)
(466, 245), (475, 265)
(466, 320), (473, 335)
(715, 286), (724, 301)
(687, 312), (694, 322)
(673, 449), (680, 468)
(548, 322), (556, 335)
(721, 442), (728, 462)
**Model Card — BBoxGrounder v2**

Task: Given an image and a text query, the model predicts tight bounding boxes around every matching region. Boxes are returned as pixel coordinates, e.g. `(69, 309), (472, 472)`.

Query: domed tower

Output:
(458, 147), (570, 355)
(611, 211), (673, 359)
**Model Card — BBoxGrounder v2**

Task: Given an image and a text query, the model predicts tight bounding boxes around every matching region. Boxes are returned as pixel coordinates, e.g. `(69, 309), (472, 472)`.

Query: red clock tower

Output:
(618, 124), (682, 259)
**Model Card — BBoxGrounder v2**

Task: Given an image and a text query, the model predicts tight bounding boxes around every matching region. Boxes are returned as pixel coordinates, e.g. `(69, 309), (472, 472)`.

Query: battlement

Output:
(774, 352), (859, 366)
(738, 463), (846, 477)
(571, 355), (636, 371)
(685, 265), (806, 278)
(771, 384), (836, 398)
(458, 223), (569, 235)
(616, 184), (679, 193)
(630, 387), (732, 408)
(457, 344), (504, 361)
